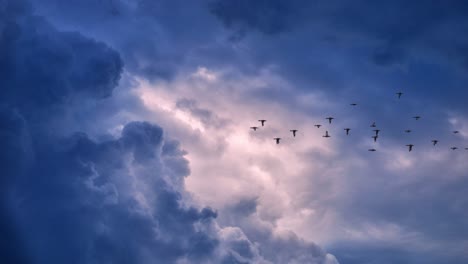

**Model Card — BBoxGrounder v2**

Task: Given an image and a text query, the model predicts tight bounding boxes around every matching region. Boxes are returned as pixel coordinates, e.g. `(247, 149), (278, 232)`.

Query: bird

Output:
(314, 124), (322, 128)
(250, 126), (259, 131)
(465, 148), (468, 150)
(396, 92), (403, 99)
(290, 129), (298, 137)
(370, 122), (376, 128)
(368, 148), (377, 152)
(274, 138), (281, 144)
(453, 131), (460, 134)
(406, 144), (414, 152)
(325, 117), (334, 124)
(413, 116), (421, 120)
(259, 120), (266, 126)
(323, 131), (331, 138)
(344, 128), (351, 135)
(373, 129), (380, 136)
(404, 130), (412, 133)
(372, 135), (378, 142)
(431, 140), (438, 146)
(350, 103), (357, 106)
(451, 147), (458, 150)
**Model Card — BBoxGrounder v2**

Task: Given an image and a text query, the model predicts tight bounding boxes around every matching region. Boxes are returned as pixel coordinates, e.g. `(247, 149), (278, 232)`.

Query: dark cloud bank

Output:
(4, 0), (468, 263)
(0, 0), (335, 263)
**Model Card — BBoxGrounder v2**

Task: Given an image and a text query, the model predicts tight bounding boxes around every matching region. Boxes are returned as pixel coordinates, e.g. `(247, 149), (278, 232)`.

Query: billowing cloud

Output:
(4, 0), (468, 263)
(0, 0), (340, 263)
(136, 64), (468, 263)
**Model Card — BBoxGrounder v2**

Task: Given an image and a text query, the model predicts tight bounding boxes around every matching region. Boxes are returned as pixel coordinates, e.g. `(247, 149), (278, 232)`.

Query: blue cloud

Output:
(0, 1), (339, 263)
(6, 0), (468, 263)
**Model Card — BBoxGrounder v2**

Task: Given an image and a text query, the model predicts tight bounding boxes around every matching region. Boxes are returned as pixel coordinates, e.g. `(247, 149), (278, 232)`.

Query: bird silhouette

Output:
(372, 135), (378, 142)
(326, 117), (334, 124)
(373, 129), (380, 136)
(350, 103), (357, 106)
(453, 131), (460, 134)
(413, 116), (421, 120)
(396, 92), (403, 99)
(344, 128), (351, 135)
(405, 130), (412, 133)
(290, 129), (298, 137)
(259, 120), (266, 126)
(250, 126), (259, 131)
(368, 148), (376, 152)
(314, 124), (322, 128)
(451, 147), (458, 150)
(370, 122), (376, 127)
(323, 131), (331, 138)
(406, 144), (414, 152)
(274, 138), (281, 144)
(431, 140), (438, 146)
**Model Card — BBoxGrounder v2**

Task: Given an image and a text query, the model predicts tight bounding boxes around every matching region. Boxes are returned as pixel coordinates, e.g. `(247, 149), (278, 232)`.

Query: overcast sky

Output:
(1, 0), (468, 263)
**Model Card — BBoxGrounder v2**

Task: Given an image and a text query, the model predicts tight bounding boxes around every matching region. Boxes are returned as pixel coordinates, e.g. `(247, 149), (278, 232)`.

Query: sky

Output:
(1, 0), (468, 263)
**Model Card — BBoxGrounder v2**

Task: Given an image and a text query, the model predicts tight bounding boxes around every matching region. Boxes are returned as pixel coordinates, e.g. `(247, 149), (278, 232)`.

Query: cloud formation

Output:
(4, 0), (468, 263)
(0, 0), (339, 263)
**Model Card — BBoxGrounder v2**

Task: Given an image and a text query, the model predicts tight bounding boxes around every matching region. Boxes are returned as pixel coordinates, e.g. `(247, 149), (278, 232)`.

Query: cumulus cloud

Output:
(0, 0), (340, 263)
(5, 0), (468, 263)
(136, 63), (468, 263)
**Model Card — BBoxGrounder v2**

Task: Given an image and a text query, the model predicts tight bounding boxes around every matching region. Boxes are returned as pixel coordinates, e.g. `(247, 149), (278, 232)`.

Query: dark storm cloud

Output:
(209, 0), (468, 112)
(30, 0), (226, 80)
(6, 0), (468, 263)
(0, 0), (122, 120)
(0, 1), (220, 262)
(208, 0), (304, 36)
(1, 1), (339, 263)
(12, 121), (221, 264)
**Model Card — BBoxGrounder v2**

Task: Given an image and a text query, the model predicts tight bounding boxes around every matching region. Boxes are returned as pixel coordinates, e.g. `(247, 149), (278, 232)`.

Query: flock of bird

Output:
(249, 92), (467, 152)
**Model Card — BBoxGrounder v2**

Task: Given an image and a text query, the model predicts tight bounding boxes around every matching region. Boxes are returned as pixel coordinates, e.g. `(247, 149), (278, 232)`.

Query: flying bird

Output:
(413, 116), (421, 120)
(350, 103), (357, 106)
(370, 122), (376, 128)
(323, 131), (331, 138)
(368, 148), (376, 152)
(406, 144), (414, 152)
(290, 129), (298, 137)
(453, 131), (460, 134)
(258, 120), (266, 126)
(344, 128), (351, 135)
(326, 117), (334, 124)
(274, 138), (281, 144)
(250, 126), (259, 131)
(451, 147), (458, 150)
(405, 130), (412, 133)
(372, 135), (378, 142)
(431, 140), (438, 146)
(373, 129), (380, 136)
(396, 92), (403, 99)
(314, 124), (322, 128)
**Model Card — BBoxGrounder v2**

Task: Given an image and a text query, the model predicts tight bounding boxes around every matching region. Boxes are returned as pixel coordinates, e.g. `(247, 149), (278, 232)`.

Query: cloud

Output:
(0, 1), (340, 263)
(11, 121), (222, 263)
(136, 64), (468, 263)
(0, 4), (122, 111)
(176, 98), (229, 129)
(6, 0), (468, 263)
(208, 0), (301, 36)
